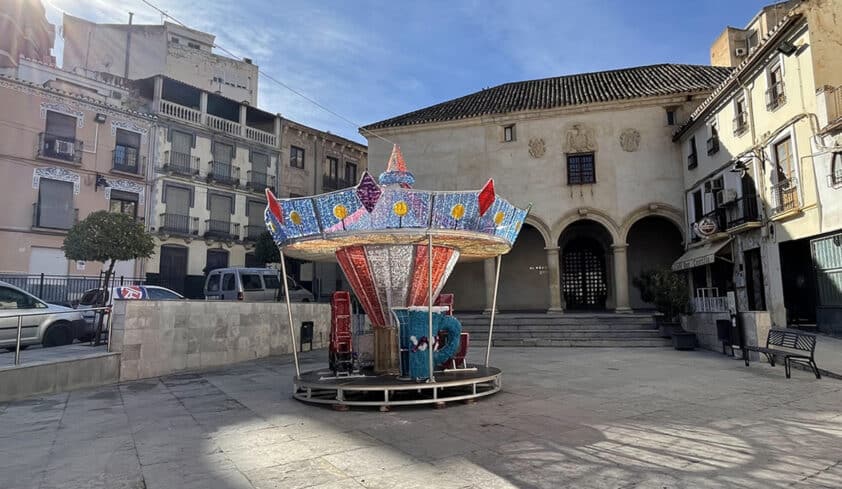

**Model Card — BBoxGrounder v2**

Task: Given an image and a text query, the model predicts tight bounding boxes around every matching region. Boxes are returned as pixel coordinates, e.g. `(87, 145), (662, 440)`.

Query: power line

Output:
(137, 0), (394, 146)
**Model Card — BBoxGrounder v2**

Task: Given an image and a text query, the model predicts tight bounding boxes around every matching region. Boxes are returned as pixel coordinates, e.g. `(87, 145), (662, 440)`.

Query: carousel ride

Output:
(264, 145), (529, 409)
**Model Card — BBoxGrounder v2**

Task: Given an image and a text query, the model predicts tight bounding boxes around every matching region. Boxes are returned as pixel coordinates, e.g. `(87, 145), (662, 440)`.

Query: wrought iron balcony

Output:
(322, 175), (350, 191)
(204, 219), (240, 240)
(32, 202), (78, 230)
(112, 146), (144, 174)
(246, 170), (276, 193)
(207, 162), (240, 186)
(37, 133), (83, 163)
(159, 151), (200, 176)
(770, 178), (799, 215)
(687, 152), (698, 170)
(158, 212), (198, 235)
(706, 136), (720, 155)
(733, 113), (748, 136)
(766, 81), (786, 111)
(725, 194), (760, 229)
(244, 225), (265, 241)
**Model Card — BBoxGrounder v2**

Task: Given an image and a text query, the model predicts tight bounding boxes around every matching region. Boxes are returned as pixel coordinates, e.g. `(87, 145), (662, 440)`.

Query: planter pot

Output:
(658, 322), (682, 338)
(672, 331), (697, 351)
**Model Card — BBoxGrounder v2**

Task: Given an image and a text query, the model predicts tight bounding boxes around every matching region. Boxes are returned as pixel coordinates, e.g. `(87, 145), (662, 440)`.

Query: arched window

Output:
(832, 152), (842, 187)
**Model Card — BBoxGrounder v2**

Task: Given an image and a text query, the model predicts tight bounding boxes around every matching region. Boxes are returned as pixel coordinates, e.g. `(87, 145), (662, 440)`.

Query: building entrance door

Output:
(562, 237), (608, 310)
(159, 245), (188, 295)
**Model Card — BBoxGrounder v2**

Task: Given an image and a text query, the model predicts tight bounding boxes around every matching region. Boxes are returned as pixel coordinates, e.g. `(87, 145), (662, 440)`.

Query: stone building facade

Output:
(362, 64), (731, 312)
(0, 0), (54, 69)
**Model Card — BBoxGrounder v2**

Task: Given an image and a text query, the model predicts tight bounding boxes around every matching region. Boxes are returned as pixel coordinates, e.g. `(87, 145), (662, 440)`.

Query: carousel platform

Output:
(293, 365), (502, 409)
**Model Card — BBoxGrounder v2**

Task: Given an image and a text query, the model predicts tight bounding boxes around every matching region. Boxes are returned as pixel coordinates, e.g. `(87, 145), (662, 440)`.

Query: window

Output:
(707, 121), (719, 155)
(747, 30), (759, 51)
(666, 109), (676, 126)
(503, 125), (515, 142)
(325, 156), (340, 189)
(772, 136), (798, 213)
(206, 274), (221, 293)
(263, 274), (280, 289)
(187, 42), (200, 49)
(114, 129), (141, 172)
(766, 63), (785, 110)
(241, 274), (263, 291)
(567, 153), (595, 185)
(147, 288), (181, 300)
(222, 273), (236, 291)
(832, 152), (842, 186)
(687, 136), (698, 169)
(290, 146), (305, 169)
(692, 190), (704, 222)
(0, 286), (43, 310)
(41, 111), (79, 162)
(744, 248), (766, 310)
(36, 179), (74, 229)
(110, 190), (138, 218)
(774, 136), (794, 182)
(171, 36), (180, 44)
(733, 96), (748, 135)
(345, 162), (357, 185)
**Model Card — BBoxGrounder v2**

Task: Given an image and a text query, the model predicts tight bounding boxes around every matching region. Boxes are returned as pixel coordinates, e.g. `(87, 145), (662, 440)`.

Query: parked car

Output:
(76, 285), (185, 339)
(0, 280), (88, 350)
(204, 267), (314, 302)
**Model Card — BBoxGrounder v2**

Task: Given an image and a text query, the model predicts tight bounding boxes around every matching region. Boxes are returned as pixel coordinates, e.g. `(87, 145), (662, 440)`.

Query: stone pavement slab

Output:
(1, 346), (842, 488)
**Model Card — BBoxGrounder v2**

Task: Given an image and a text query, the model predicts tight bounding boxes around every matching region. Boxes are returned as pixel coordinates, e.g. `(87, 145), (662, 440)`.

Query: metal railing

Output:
(32, 202), (78, 230)
(725, 194), (760, 229)
(160, 99), (202, 124)
(706, 136), (719, 155)
(158, 212), (198, 235)
(160, 150), (200, 176)
(733, 113), (748, 136)
(692, 296), (729, 313)
(246, 170), (275, 193)
(37, 132), (83, 163)
(770, 177), (799, 215)
(204, 219), (240, 239)
(112, 146), (143, 174)
(207, 161), (240, 186)
(322, 175), (350, 191)
(0, 273), (144, 307)
(766, 81), (786, 110)
(244, 224), (265, 241)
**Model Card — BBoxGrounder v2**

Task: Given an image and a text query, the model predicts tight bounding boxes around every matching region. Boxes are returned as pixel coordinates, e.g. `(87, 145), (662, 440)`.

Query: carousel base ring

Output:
(293, 365), (502, 409)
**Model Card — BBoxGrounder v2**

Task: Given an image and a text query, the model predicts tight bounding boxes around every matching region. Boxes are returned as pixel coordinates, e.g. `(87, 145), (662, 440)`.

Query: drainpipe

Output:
(124, 12), (133, 79)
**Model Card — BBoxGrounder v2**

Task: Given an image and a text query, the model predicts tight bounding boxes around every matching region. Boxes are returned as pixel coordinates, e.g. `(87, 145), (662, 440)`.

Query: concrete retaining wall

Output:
(682, 311), (772, 361)
(0, 353), (120, 402)
(111, 301), (331, 381)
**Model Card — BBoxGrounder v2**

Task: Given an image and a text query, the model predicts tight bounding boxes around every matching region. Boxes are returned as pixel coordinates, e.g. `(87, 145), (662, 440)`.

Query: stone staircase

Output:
(457, 312), (671, 347)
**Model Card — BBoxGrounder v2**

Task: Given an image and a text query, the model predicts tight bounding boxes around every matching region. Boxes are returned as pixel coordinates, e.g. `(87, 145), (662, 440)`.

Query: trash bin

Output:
(300, 321), (314, 352)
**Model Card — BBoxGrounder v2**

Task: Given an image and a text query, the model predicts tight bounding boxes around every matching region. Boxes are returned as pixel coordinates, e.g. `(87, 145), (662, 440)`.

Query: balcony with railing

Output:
(158, 212), (198, 235)
(322, 175), (350, 191)
(246, 170), (275, 193)
(725, 194), (760, 230)
(32, 203), (78, 230)
(112, 146), (144, 175)
(37, 133), (83, 163)
(769, 178), (800, 216)
(207, 162), (240, 186)
(204, 219), (240, 240)
(765, 80), (786, 111)
(733, 112), (748, 136)
(243, 225), (265, 241)
(159, 151), (200, 176)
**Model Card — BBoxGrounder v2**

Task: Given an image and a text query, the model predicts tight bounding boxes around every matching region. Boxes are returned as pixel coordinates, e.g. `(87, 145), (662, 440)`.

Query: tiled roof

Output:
(362, 63), (732, 131)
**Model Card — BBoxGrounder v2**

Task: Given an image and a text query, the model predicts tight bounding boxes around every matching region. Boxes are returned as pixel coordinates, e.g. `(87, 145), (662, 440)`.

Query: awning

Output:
(672, 239), (732, 271)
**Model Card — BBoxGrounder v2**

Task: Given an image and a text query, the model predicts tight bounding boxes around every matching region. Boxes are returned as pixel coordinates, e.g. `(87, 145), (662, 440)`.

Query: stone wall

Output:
(111, 300), (331, 381)
(682, 311), (771, 361)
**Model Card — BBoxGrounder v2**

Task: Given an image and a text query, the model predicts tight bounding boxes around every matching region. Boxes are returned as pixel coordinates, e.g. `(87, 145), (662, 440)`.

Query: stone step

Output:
(461, 323), (658, 332)
(467, 329), (665, 340)
(490, 338), (672, 348)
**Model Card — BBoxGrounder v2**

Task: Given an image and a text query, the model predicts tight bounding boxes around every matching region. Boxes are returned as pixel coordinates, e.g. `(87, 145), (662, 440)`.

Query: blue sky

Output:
(44, 0), (773, 143)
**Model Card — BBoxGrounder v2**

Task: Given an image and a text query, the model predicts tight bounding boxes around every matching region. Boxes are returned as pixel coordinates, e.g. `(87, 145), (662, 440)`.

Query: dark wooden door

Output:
(159, 245), (188, 295)
(205, 249), (229, 275)
(562, 238), (607, 310)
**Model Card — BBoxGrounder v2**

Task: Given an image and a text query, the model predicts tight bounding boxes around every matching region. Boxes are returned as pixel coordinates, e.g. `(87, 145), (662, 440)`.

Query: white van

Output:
(204, 267), (314, 302)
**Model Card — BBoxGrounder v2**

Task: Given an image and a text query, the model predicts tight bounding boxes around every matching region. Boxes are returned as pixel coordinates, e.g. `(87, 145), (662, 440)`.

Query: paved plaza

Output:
(1, 346), (842, 489)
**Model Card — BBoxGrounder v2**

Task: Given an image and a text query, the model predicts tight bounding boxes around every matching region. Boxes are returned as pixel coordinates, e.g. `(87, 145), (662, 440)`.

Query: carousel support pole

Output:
(484, 254), (502, 367)
(279, 249), (301, 378)
(427, 234), (435, 383)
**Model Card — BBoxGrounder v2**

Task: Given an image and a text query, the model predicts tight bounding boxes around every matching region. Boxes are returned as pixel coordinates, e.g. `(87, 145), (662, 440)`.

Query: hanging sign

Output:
(693, 217), (719, 238)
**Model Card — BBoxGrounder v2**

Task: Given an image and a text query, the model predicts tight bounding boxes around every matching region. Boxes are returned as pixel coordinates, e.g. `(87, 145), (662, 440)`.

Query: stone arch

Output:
(618, 204), (685, 244)
(525, 215), (552, 248)
(550, 207), (622, 246)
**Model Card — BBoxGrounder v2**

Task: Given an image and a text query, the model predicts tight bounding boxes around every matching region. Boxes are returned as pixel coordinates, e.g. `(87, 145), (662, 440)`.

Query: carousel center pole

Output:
(484, 254), (502, 367)
(279, 249), (301, 377)
(427, 233), (435, 383)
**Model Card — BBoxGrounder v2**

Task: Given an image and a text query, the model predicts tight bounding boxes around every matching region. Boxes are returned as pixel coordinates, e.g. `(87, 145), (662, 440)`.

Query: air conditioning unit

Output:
(735, 47), (748, 57)
(723, 188), (738, 203)
(55, 140), (75, 155)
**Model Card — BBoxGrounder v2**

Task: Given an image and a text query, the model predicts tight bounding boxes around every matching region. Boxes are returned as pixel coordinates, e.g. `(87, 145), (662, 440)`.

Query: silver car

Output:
(0, 280), (88, 350)
(204, 267), (315, 302)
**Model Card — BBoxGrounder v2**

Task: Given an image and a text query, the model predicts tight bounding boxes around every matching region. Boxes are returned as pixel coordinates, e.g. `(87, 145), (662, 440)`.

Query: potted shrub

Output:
(633, 268), (696, 349)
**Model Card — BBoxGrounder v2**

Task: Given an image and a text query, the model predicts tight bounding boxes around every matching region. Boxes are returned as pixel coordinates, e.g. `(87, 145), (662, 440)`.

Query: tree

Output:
(254, 231), (280, 265)
(632, 267), (689, 323)
(63, 211), (155, 344)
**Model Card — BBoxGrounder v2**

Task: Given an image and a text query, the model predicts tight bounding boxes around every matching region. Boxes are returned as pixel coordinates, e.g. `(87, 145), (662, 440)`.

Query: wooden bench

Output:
(744, 328), (821, 379)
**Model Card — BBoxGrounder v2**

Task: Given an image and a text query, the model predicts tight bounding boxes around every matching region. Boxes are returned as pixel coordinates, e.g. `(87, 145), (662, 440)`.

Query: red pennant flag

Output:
(265, 188), (284, 224)
(478, 179), (495, 216)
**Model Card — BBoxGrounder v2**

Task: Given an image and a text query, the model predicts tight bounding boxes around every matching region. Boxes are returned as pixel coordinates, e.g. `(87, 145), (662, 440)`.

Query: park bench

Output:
(744, 328), (821, 379)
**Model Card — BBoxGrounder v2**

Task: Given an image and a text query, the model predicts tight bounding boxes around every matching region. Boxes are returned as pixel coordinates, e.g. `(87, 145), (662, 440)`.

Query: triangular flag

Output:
(478, 179), (496, 216)
(265, 188), (284, 224)
(386, 144), (408, 173)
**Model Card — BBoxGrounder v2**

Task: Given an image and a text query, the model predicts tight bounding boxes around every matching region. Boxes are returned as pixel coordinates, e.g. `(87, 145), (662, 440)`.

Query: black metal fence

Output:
(0, 273), (145, 306)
